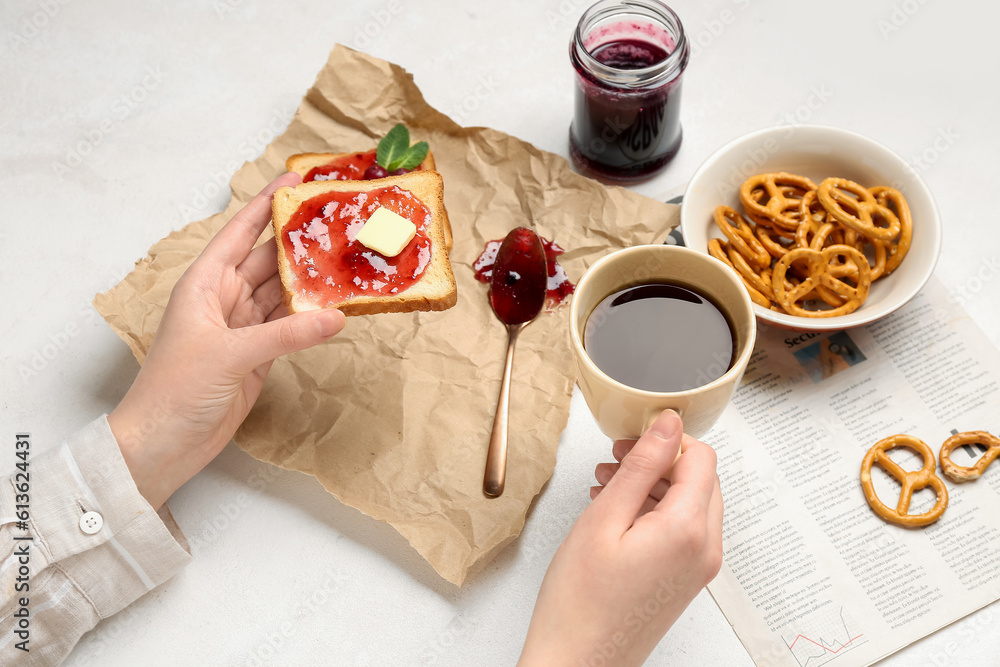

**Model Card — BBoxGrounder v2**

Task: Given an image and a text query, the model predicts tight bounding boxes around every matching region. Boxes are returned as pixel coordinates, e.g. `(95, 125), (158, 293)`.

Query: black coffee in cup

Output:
(583, 281), (735, 392)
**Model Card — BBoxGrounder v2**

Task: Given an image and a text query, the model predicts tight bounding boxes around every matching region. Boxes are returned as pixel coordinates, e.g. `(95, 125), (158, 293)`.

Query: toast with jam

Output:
(285, 149), (436, 183)
(285, 146), (451, 251)
(271, 170), (457, 316)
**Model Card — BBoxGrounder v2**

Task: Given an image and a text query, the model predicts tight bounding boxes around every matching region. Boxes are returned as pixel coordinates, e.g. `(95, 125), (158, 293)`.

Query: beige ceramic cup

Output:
(570, 245), (756, 440)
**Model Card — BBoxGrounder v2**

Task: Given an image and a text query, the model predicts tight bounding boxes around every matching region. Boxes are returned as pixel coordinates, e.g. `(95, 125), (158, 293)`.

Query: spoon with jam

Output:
(483, 227), (548, 498)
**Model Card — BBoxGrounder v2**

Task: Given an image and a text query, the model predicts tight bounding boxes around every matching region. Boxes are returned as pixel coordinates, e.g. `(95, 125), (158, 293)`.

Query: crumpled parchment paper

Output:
(94, 45), (679, 585)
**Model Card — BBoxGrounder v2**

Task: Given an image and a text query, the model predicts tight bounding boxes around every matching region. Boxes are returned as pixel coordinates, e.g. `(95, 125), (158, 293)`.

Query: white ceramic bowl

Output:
(680, 125), (942, 331)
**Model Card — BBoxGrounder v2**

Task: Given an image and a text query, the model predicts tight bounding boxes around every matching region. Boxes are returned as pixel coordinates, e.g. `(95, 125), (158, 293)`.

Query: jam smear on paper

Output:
(474, 234), (574, 309)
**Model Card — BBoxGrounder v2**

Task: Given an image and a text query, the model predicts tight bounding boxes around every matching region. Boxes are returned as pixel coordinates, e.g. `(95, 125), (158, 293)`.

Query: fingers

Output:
(235, 308), (345, 371)
(265, 300), (290, 322)
(203, 172), (301, 267)
(654, 435), (719, 520)
(593, 463), (670, 519)
(595, 462), (670, 502)
(675, 471), (725, 585)
(592, 484), (660, 516)
(237, 236), (279, 289)
(611, 438), (637, 462)
(249, 274), (285, 323)
(586, 410), (683, 532)
(594, 462), (617, 486)
(706, 474), (724, 559)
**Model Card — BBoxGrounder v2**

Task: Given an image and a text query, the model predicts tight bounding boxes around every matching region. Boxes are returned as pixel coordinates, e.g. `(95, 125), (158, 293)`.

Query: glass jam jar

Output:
(569, 0), (690, 182)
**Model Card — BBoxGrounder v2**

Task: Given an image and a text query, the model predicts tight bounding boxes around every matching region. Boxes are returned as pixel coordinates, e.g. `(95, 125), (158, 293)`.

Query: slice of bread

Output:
(271, 171), (457, 317)
(285, 150), (436, 179)
(285, 149), (452, 251)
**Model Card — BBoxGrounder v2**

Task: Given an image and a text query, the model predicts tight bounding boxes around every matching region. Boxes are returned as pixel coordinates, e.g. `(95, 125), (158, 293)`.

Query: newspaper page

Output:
(705, 277), (1000, 667)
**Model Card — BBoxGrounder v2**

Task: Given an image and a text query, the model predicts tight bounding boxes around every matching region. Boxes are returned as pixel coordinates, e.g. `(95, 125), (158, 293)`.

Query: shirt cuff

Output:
(21, 415), (191, 618)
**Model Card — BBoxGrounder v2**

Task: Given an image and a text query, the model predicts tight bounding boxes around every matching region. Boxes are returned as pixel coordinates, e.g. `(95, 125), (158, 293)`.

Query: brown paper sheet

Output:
(94, 45), (679, 585)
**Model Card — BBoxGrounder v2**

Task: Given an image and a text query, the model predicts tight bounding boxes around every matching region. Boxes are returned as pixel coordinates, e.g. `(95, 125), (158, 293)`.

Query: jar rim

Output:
(572, 0), (689, 89)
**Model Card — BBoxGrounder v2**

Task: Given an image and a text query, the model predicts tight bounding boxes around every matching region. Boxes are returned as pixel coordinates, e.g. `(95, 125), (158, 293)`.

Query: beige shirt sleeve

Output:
(0, 416), (192, 666)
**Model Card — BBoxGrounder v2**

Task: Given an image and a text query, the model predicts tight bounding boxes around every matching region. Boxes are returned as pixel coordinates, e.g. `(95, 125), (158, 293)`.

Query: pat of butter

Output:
(354, 206), (417, 257)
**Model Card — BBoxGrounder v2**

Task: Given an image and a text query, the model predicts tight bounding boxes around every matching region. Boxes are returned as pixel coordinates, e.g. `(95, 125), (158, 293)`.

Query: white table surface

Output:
(3, 0), (999, 665)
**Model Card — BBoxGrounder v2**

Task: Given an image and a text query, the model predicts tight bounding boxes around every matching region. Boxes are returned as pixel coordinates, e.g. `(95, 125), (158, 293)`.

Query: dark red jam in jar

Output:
(569, 0), (689, 182)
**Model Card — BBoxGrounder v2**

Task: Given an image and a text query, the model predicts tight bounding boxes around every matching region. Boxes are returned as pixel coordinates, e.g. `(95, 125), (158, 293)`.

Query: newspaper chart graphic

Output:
(782, 607), (868, 667)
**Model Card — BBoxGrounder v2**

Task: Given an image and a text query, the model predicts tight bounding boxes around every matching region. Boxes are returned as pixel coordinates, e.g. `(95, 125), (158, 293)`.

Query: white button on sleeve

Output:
(79, 511), (103, 535)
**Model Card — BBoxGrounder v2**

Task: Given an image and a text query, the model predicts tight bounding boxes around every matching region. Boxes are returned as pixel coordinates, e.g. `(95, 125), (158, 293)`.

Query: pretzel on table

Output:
(861, 434), (949, 528)
(939, 431), (1000, 482)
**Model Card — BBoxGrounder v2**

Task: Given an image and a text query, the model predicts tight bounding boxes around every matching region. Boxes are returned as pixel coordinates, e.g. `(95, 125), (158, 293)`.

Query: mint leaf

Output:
(376, 123), (409, 169)
(394, 141), (429, 170)
(376, 124), (429, 171)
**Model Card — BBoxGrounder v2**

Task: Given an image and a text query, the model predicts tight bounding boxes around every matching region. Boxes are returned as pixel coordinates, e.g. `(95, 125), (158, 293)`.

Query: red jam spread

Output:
(474, 235), (574, 309)
(489, 227), (548, 325)
(303, 150), (424, 183)
(281, 185), (432, 305)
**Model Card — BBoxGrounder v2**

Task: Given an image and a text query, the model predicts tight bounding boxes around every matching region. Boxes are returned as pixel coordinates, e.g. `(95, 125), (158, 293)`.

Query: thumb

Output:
(586, 410), (683, 532)
(238, 309), (345, 369)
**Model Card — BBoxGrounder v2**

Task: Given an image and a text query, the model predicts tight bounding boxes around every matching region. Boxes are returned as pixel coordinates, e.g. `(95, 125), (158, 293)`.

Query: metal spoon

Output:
(483, 227), (548, 498)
